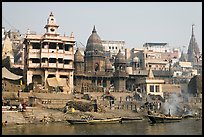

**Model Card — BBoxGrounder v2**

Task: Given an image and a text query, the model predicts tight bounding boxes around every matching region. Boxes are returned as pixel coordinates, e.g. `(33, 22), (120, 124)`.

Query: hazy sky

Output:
(2, 2), (202, 52)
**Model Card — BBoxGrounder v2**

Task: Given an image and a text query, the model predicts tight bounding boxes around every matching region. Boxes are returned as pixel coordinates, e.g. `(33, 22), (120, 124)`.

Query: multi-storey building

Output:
(102, 40), (125, 58)
(23, 12), (75, 94)
(143, 42), (170, 53)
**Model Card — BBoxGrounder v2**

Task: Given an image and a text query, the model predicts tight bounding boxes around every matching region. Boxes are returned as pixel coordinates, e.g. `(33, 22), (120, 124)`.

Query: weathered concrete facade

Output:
(23, 12), (75, 94)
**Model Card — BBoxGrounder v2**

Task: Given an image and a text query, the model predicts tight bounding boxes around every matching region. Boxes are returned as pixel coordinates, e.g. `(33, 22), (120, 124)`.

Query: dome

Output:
(132, 56), (140, 62)
(74, 49), (84, 62)
(115, 50), (126, 64)
(85, 26), (104, 52)
(105, 58), (113, 70)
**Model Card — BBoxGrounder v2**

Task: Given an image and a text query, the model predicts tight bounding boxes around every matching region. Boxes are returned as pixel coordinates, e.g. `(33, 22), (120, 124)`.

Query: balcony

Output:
(41, 63), (48, 67)
(28, 63), (40, 68)
(58, 49), (64, 53)
(57, 53), (64, 58)
(41, 48), (49, 53)
(64, 64), (73, 69)
(48, 63), (57, 68)
(48, 52), (57, 58)
(28, 49), (40, 58)
(64, 51), (73, 55)
(49, 49), (57, 53)
(64, 54), (74, 60)
(57, 63), (64, 68)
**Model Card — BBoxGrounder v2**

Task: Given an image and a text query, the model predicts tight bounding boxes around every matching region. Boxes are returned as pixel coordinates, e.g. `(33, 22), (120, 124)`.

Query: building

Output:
(2, 27), (6, 45)
(143, 42), (170, 53)
(74, 26), (128, 93)
(23, 12), (75, 94)
(135, 48), (170, 71)
(137, 69), (165, 98)
(102, 40), (125, 58)
(187, 24), (201, 66)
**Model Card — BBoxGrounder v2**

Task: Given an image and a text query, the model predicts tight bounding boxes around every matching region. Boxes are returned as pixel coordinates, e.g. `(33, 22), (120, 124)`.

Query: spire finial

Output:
(50, 12), (53, 16)
(192, 24), (195, 36)
(92, 25), (96, 33)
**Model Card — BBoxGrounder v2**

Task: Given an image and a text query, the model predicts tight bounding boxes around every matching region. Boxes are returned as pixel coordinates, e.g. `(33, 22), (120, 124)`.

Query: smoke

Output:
(162, 93), (183, 115)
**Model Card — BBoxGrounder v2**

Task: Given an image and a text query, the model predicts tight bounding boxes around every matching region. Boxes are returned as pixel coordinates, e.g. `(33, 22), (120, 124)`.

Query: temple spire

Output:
(92, 25), (96, 33)
(192, 24), (195, 36)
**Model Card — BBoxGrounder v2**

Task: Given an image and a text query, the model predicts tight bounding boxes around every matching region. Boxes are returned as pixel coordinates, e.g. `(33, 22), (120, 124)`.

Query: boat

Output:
(88, 117), (122, 124)
(147, 114), (182, 123)
(121, 117), (143, 123)
(66, 119), (89, 124)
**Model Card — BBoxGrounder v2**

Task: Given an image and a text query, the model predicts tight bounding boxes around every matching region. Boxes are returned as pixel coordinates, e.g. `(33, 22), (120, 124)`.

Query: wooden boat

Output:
(121, 117), (143, 123)
(147, 114), (182, 123)
(66, 119), (89, 124)
(88, 117), (122, 124)
(121, 117), (143, 121)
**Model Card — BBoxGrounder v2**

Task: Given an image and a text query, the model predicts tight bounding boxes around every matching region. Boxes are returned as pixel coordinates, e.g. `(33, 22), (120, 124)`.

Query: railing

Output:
(28, 63), (40, 68)
(48, 63), (57, 68)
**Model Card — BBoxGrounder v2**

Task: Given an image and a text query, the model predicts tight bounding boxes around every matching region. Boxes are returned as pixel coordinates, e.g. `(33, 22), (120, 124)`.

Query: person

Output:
(19, 103), (23, 112)
(168, 108), (171, 116)
(63, 105), (68, 113)
(17, 91), (20, 98)
(22, 101), (26, 111)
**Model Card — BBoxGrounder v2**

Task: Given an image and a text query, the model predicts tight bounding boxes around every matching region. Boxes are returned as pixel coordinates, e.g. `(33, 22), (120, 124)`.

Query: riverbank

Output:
(2, 104), (146, 127)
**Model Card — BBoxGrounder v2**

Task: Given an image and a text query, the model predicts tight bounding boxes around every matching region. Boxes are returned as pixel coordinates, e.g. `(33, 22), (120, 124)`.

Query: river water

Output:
(2, 119), (202, 135)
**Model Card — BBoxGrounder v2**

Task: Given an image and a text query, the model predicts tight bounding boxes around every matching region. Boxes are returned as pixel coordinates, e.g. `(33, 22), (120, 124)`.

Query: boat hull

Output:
(88, 118), (122, 124)
(67, 118), (122, 124)
(147, 115), (182, 123)
(66, 119), (89, 124)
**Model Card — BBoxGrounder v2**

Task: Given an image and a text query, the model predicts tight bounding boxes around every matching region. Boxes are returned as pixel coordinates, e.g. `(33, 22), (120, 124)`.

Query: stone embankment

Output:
(2, 105), (145, 126)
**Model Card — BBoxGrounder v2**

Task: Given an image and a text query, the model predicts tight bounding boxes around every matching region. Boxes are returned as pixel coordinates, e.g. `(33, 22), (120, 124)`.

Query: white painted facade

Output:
(102, 40), (125, 57)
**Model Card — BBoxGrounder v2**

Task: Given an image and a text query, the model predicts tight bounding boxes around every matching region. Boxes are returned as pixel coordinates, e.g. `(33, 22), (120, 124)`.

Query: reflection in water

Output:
(2, 119), (202, 135)
(146, 119), (202, 135)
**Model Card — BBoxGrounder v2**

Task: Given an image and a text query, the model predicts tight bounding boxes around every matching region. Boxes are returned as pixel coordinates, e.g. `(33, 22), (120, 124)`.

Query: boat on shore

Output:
(66, 119), (89, 124)
(88, 117), (122, 124)
(67, 117), (122, 124)
(147, 114), (182, 123)
(121, 117), (143, 123)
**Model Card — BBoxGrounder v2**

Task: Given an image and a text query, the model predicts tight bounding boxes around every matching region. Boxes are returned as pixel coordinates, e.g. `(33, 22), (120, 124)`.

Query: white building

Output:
(143, 42), (170, 53)
(102, 40), (125, 58)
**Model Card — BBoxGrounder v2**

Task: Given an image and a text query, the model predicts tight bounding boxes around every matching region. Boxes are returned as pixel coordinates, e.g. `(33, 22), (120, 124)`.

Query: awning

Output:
(47, 77), (68, 87)
(2, 67), (23, 80)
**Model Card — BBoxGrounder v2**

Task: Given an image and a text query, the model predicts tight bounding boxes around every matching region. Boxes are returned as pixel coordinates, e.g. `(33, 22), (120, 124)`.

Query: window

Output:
(150, 85), (154, 92)
(58, 43), (63, 49)
(49, 43), (57, 49)
(156, 85), (160, 92)
(64, 60), (69, 64)
(32, 43), (41, 49)
(49, 58), (56, 63)
(32, 58), (40, 63)
(58, 58), (63, 63)
(42, 58), (47, 63)
(112, 46), (114, 49)
(109, 46), (111, 50)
